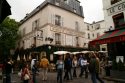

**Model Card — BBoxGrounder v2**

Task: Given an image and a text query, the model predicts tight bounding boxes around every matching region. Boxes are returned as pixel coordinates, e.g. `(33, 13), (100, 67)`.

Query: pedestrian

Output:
(88, 52), (97, 83)
(72, 55), (78, 77)
(21, 63), (31, 83)
(104, 58), (111, 76)
(5, 58), (13, 83)
(64, 53), (72, 80)
(32, 60), (39, 83)
(40, 55), (49, 81)
(95, 54), (105, 83)
(78, 54), (88, 78)
(56, 55), (64, 83)
(88, 52), (104, 83)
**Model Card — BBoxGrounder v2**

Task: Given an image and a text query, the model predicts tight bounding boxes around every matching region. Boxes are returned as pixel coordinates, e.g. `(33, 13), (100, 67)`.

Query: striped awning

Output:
(89, 28), (125, 45)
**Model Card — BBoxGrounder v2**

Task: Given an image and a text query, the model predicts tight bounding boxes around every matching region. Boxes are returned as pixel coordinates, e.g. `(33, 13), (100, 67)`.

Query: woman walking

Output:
(56, 55), (64, 83)
(21, 63), (31, 83)
(72, 55), (78, 77)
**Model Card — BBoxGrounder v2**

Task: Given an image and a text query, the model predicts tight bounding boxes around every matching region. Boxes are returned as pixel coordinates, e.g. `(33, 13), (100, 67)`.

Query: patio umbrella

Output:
(71, 52), (81, 54)
(54, 51), (70, 55)
(81, 51), (89, 54)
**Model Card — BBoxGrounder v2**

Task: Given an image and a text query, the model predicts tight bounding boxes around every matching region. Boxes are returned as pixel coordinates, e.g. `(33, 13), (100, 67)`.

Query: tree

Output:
(0, 17), (19, 61)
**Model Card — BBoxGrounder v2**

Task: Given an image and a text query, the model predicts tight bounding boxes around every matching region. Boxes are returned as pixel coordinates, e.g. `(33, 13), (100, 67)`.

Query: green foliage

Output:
(0, 17), (19, 57)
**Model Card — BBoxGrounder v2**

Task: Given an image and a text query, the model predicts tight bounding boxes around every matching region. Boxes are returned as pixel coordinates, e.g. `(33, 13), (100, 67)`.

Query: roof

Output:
(89, 28), (125, 45)
(19, 0), (84, 25)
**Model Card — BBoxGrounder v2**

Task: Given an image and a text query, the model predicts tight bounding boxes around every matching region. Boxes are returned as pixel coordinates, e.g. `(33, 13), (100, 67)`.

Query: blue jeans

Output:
(6, 73), (11, 83)
(57, 69), (63, 83)
(91, 72), (97, 83)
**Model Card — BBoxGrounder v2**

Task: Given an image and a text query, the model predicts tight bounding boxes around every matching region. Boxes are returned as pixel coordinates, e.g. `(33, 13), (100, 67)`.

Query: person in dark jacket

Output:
(5, 58), (13, 83)
(64, 53), (72, 80)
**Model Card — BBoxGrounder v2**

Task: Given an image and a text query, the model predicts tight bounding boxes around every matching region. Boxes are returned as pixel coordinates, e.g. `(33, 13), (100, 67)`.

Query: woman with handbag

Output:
(21, 63), (31, 83)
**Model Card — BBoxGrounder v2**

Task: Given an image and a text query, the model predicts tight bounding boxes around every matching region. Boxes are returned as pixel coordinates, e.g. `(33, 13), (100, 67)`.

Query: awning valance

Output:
(89, 28), (125, 45)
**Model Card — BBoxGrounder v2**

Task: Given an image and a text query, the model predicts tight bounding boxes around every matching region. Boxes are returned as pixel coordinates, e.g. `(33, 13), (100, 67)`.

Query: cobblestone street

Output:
(9, 70), (115, 83)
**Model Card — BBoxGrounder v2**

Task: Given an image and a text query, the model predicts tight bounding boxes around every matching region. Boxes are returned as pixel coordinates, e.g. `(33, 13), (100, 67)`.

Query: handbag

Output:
(24, 74), (30, 80)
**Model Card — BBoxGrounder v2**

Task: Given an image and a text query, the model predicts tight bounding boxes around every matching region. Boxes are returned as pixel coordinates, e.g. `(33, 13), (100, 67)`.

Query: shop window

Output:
(111, 0), (121, 5)
(113, 13), (125, 29)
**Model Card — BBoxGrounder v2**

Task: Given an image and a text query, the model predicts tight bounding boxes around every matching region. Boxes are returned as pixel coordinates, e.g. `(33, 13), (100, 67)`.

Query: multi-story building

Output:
(18, 0), (86, 61)
(90, 0), (125, 60)
(84, 20), (107, 51)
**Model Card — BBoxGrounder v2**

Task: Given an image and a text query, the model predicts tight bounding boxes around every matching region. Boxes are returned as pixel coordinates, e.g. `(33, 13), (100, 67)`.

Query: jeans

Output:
(91, 72), (97, 83)
(73, 67), (77, 77)
(64, 68), (72, 80)
(57, 69), (63, 83)
(96, 73), (104, 83)
(41, 68), (48, 80)
(6, 73), (11, 83)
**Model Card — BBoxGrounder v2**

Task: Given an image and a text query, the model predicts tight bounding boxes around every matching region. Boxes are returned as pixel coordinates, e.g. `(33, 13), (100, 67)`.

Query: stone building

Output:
(18, 0), (86, 61)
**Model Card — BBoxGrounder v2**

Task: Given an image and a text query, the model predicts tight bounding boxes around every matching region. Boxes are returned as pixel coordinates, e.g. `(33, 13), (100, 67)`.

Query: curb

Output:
(103, 77), (125, 83)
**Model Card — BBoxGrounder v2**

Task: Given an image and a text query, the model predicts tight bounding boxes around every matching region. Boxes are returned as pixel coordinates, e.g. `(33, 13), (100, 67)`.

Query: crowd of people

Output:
(3, 51), (112, 83)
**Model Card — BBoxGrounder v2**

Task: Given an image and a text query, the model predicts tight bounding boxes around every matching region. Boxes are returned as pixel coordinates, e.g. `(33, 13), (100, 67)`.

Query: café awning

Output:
(89, 28), (125, 45)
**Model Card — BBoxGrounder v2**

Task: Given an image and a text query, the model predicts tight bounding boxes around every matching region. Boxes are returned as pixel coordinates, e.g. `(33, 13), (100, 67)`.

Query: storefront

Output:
(89, 28), (125, 60)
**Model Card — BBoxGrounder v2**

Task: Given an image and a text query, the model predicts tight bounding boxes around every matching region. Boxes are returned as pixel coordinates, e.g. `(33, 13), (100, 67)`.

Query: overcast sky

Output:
(7, 0), (104, 23)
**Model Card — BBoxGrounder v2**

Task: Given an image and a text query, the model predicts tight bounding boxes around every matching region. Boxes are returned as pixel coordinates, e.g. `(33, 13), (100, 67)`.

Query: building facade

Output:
(90, 0), (125, 60)
(18, 0), (86, 61)
(84, 20), (107, 51)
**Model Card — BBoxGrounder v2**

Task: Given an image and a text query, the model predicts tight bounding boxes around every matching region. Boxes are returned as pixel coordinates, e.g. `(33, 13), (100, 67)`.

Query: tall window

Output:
(55, 15), (61, 26)
(75, 21), (79, 31)
(32, 19), (39, 31)
(87, 25), (89, 30)
(76, 37), (79, 46)
(97, 33), (100, 37)
(113, 13), (125, 29)
(22, 28), (26, 36)
(111, 0), (121, 5)
(88, 33), (90, 39)
(55, 33), (61, 45)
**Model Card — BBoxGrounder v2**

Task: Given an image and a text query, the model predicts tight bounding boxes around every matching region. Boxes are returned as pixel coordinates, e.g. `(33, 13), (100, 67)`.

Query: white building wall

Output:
(19, 4), (85, 49)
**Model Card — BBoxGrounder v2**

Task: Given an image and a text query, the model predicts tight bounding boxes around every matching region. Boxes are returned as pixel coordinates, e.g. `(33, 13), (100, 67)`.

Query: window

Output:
(55, 15), (61, 26)
(97, 33), (100, 37)
(22, 28), (26, 36)
(32, 19), (39, 31)
(88, 33), (90, 39)
(111, 0), (121, 5)
(96, 24), (100, 29)
(87, 25), (89, 30)
(64, 0), (69, 4)
(76, 37), (79, 46)
(93, 33), (94, 37)
(113, 13), (125, 29)
(55, 33), (61, 45)
(75, 21), (79, 31)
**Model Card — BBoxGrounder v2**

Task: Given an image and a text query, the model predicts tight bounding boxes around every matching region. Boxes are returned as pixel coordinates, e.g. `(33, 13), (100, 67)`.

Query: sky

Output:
(7, 0), (104, 23)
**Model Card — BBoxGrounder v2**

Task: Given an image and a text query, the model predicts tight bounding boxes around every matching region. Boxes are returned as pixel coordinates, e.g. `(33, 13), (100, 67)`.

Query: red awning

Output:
(89, 28), (125, 45)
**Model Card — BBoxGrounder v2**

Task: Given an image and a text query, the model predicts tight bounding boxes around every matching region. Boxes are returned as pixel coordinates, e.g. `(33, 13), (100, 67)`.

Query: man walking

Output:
(40, 55), (49, 81)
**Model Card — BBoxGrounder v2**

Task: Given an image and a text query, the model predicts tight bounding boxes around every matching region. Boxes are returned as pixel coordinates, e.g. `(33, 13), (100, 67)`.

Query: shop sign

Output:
(107, 2), (125, 15)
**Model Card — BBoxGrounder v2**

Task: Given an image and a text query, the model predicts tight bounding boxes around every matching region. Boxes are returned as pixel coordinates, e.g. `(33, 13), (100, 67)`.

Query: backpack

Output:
(40, 58), (49, 68)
